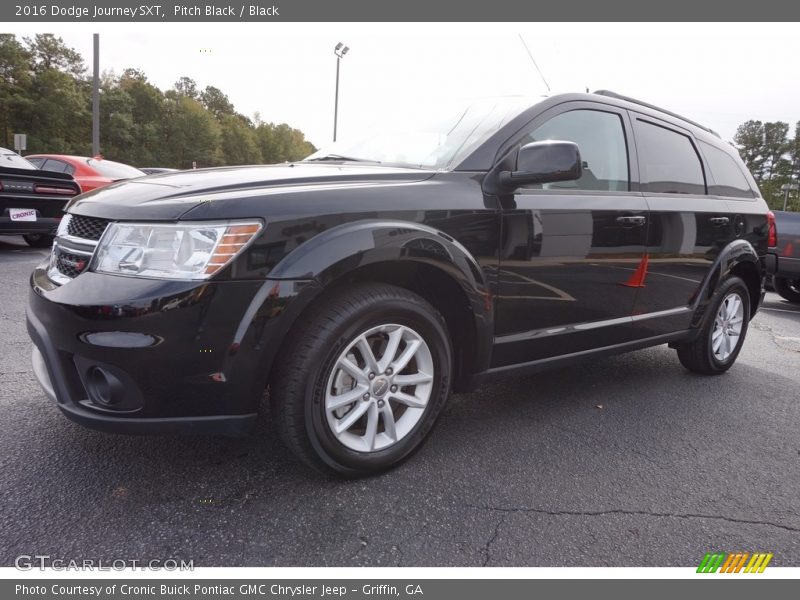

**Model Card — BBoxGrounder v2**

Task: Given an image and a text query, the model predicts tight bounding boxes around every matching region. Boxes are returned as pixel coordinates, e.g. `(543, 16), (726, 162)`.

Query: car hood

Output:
(66, 163), (436, 221)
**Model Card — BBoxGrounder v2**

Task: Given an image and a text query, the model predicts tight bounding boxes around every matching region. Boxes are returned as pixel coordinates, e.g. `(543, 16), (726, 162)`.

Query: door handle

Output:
(616, 216), (647, 227)
(709, 217), (730, 226)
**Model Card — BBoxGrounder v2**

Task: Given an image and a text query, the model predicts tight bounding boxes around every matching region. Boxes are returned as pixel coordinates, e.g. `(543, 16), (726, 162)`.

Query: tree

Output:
(118, 69), (167, 166)
(220, 114), (261, 165)
(0, 35), (317, 170)
(24, 34), (85, 77)
(0, 34), (33, 147)
(256, 121), (316, 163)
(200, 86), (234, 119)
(762, 121), (790, 182)
(734, 119), (800, 210)
(733, 120), (765, 182)
(173, 76), (198, 99)
(99, 73), (135, 160)
(25, 67), (91, 154)
(162, 95), (222, 168)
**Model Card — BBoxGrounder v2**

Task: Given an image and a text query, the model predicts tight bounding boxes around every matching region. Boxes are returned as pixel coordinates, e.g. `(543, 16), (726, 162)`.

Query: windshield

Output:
(304, 97), (534, 170)
(0, 149), (36, 170)
(87, 159), (145, 180)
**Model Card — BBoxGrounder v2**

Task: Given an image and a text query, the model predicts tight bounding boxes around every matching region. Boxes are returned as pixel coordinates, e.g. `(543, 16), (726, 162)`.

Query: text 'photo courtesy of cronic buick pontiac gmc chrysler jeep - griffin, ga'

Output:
(27, 91), (776, 476)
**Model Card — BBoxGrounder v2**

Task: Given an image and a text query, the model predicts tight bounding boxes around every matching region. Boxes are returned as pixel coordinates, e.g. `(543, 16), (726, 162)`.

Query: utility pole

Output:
(92, 33), (100, 156)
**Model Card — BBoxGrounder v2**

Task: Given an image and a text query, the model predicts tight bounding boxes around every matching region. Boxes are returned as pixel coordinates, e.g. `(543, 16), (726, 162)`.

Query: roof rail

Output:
(593, 90), (720, 138)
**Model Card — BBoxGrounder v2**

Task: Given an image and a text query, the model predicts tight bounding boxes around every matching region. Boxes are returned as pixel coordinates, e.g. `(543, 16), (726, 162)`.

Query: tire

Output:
(676, 276), (750, 375)
(22, 234), (54, 248)
(270, 283), (452, 477)
(773, 277), (800, 304)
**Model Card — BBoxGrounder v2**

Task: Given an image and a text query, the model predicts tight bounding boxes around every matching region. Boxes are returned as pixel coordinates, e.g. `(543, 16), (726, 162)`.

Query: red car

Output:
(25, 154), (145, 193)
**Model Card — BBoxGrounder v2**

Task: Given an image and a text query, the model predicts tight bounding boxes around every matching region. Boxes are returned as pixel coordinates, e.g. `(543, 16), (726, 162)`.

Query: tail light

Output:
(767, 211), (777, 247)
(34, 184), (77, 195)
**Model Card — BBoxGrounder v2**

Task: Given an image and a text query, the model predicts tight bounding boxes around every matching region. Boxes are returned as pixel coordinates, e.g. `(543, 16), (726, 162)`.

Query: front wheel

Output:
(675, 276), (750, 375)
(22, 233), (54, 248)
(271, 283), (452, 476)
(773, 277), (800, 304)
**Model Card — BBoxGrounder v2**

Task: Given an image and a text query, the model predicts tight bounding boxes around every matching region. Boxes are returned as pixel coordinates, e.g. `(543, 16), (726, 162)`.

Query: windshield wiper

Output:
(305, 154), (380, 163)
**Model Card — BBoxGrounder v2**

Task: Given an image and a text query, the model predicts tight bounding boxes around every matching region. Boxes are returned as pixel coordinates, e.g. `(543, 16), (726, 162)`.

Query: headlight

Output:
(92, 220), (262, 280)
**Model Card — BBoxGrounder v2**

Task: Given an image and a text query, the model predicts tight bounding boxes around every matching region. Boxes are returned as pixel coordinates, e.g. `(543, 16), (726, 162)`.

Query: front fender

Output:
(269, 219), (494, 379)
(270, 219), (487, 287)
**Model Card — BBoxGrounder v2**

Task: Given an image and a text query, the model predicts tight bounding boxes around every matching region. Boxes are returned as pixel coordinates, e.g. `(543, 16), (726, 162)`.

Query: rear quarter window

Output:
(698, 140), (754, 199)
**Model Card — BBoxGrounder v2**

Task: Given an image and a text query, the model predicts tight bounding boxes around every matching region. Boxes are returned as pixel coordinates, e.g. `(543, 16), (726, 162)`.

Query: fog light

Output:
(86, 367), (125, 406)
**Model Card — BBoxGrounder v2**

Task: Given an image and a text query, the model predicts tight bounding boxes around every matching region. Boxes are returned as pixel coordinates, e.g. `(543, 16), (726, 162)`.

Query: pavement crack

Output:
(468, 505), (800, 533)
(482, 513), (506, 567)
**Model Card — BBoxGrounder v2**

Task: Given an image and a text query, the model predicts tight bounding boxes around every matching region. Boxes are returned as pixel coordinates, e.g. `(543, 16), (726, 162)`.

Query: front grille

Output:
(55, 250), (90, 278)
(48, 213), (108, 283)
(67, 214), (109, 241)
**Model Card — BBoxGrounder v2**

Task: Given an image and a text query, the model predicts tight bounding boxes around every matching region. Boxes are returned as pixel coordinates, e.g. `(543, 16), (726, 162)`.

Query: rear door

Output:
(630, 114), (738, 336)
(493, 103), (649, 368)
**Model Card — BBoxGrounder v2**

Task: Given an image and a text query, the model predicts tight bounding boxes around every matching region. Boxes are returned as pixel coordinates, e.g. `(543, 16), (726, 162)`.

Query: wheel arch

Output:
(690, 239), (764, 326)
(267, 220), (495, 391)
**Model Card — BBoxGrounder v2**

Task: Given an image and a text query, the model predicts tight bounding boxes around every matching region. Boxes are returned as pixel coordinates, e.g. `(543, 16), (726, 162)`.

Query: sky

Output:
(11, 22), (800, 149)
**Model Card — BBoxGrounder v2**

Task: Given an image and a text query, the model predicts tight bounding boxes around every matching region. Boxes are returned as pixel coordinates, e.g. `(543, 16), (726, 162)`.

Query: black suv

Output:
(27, 92), (772, 476)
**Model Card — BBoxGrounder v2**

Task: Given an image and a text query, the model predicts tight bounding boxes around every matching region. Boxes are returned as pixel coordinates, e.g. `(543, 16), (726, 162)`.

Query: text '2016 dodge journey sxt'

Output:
(27, 91), (775, 476)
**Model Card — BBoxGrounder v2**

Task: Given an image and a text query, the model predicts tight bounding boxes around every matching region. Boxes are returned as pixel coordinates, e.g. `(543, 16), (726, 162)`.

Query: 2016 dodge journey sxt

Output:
(27, 91), (775, 476)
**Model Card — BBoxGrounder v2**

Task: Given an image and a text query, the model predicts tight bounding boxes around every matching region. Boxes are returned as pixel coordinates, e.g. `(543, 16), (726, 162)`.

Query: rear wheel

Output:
(773, 277), (800, 304)
(22, 234), (54, 248)
(675, 276), (750, 375)
(270, 283), (452, 476)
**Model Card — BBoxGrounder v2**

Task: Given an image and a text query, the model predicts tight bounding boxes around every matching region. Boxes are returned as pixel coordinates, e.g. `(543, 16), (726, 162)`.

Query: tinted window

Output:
(523, 110), (629, 191)
(87, 159), (144, 179)
(636, 120), (705, 194)
(699, 140), (753, 199)
(42, 159), (69, 173)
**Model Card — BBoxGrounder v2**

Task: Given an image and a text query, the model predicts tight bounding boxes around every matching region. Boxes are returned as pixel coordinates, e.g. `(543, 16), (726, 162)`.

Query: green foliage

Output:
(733, 119), (800, 211)
(220, 114), (261, 165)
(0, 34), (316, 169)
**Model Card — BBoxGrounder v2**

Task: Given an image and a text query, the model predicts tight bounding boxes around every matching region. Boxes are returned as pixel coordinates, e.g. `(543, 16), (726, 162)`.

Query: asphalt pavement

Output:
(1, 234), (798, 567)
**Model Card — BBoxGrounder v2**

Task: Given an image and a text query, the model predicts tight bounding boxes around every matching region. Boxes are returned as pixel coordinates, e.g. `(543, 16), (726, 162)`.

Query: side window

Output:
(522, 109), (629, 191)
(27, 157), (44, 168)
(42, 159), (68, 173)
(698, 140), (754, 199)
(636, 120), (705, 195)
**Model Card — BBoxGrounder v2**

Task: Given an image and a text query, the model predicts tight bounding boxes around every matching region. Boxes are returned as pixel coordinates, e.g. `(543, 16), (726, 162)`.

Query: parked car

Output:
(0, 147), (80, 247)
(139, 167), (179, 175)
(770, 210), (800, 303)
(27, 92), (773, 476)
(25, 154), (145, 192)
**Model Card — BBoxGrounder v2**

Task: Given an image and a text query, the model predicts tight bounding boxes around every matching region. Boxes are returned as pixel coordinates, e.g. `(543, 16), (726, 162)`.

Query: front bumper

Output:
(27, 261), (316, 435)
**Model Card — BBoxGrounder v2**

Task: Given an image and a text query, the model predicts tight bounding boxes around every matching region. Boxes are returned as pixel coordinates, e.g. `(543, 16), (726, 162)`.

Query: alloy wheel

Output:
(712, 292), (744, 362)
(324, 323), (434, 452)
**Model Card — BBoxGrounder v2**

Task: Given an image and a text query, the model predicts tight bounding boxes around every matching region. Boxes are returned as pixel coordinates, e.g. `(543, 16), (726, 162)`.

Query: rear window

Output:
(87, 159), (144, 180)
(699, 141), (754, 199)
(635, 120), (705, 195)
(0, 150), (36, 170)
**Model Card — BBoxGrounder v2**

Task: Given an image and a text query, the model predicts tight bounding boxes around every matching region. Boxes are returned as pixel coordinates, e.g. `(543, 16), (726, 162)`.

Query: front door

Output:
(492, 104), (649, 368)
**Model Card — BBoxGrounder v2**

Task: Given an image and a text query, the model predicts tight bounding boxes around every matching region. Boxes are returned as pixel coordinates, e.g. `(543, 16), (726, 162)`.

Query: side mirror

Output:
(499, 140), (582, 189)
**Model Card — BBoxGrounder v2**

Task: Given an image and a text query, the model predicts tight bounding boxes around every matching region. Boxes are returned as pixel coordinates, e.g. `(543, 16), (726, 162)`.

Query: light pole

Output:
(781, 183), (799, 211)
(92, 33), (100, 156)
(333, 42), (349, 142)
